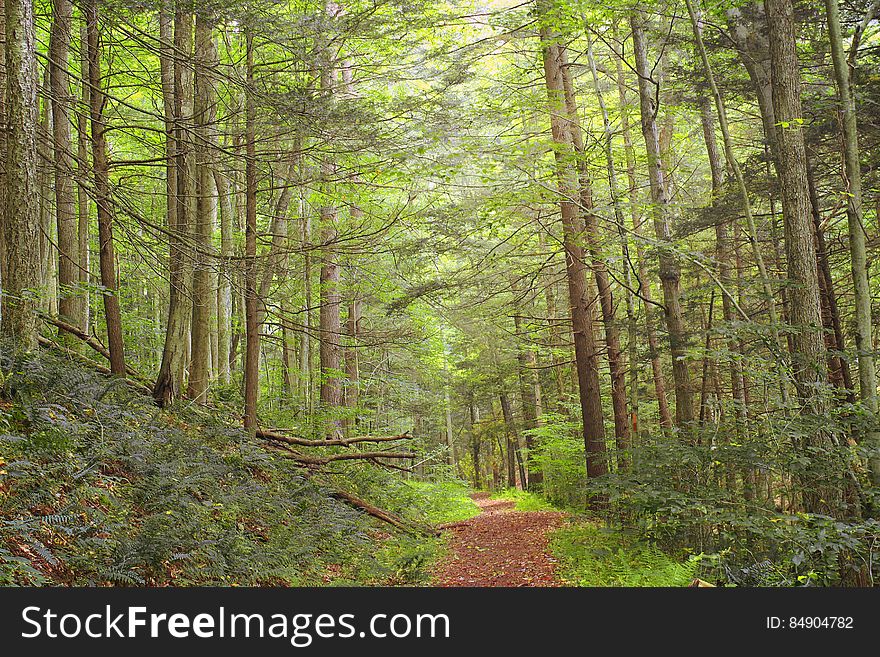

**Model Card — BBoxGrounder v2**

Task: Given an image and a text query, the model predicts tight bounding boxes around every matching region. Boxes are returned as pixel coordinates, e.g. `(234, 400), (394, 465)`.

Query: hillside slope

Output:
(0, 344), (434, 586)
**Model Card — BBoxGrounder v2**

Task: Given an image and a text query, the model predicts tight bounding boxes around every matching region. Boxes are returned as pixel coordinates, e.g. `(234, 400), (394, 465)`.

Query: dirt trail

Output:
(432, 492), (567, 587)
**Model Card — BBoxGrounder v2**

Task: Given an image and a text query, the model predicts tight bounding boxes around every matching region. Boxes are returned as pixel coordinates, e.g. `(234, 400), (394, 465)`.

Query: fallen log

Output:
(40, 315), (150, 383)
(258, 428), (411, 448)
(37, 336), (152, 395)
(329, 488), (437, 536)
(267, 444), (415, 466)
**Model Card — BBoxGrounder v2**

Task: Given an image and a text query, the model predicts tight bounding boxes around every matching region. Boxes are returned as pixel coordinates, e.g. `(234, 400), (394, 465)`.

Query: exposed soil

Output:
(432, 492), (567, 587)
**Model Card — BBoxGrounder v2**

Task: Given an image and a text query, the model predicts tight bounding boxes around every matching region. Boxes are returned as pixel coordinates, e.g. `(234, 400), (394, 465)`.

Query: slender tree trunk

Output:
(612, 26), (671, 432)
(84, 0), (124, 375)
(243, 29), (259, 434)
(630, 12), (694, 428)
(540, 26), (608, 480)
(318, 191), (342, 434)
(0, 0), (6, 291)
(300, 200), (313, 410)
(214, 167), (234, 385)
(49, 0), (81, 331)
(1, 0), (40, 348)
(513, 306), (541, 487)
(697, 96), (747, 428)
(556, 42), (630, 469)
(76, 21), (90, 334)
(343, 297), (360, 431)
(824, 0), (880, 485)
(469, 398), (481, 490)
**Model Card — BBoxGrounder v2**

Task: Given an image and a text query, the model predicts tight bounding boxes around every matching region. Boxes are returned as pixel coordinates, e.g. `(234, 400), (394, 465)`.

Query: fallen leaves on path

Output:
(433, 492), (567, 587)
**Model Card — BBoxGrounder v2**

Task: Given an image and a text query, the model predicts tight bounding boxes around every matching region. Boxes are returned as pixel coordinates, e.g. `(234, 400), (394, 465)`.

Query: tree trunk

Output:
(766, 0), (837, 514)
(343, 297), (360, 431)
(540, 27), (608, 481)
(214, 166), (234, 385)
(612, 24), (671, 432)
(824, 0), (880, 485)
(84, 0), (125, 375)
(49, 0), (82, 331)
(513, 306), (541, 487)
(187, 14), (217, 403)
(630, 11), (694, 428)
(243, 29), (259, 434)
(1, 0), (40, 348)
(557, 40), (630, 469)
(153, 11), (192, 405)
(76, 21), (90, 334)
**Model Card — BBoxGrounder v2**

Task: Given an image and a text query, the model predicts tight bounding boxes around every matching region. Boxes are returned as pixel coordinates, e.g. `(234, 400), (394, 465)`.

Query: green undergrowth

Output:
(404, 481), (481, 524)
(0, 344), (452, 587)
(490, 488), (560, 512)
(551, 522), (699, 587)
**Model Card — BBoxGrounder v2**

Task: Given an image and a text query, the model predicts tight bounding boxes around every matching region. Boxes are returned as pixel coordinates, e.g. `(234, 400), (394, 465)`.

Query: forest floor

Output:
(432, 492), (568, 586)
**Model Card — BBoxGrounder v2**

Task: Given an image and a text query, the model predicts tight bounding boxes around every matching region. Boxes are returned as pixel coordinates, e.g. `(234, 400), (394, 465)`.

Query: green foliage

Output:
(491, 488), (559, 512)
(400, 480), (481, 525)
(551, 522), (699, 587)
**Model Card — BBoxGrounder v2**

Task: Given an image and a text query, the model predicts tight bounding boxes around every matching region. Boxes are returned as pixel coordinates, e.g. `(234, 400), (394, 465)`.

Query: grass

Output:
(404, 480), (482, 525)
(551, 522), (698, 587)
(490, 487), (560, 512)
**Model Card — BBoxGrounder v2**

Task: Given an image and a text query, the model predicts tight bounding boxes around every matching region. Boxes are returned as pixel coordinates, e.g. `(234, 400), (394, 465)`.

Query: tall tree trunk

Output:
(300, 199), (313, 411)
(214, 167), (234, 385)
(49, 0), (82, 331)
(76, 21), (90, 334)
(1, 0), (40, 348)
(766, 0), (837, 514)
(154, 11), (192, 405)
(556, 41), (630, 469)
(612, 25), (671, 432)
(187, 14), (217, 403)
(0, 0), (6, 290)
(688, 0), (790, 409)
(540, 26), (608, 481)
(318, 188), (342, 435)
(469, 397), (481, 490)
(696, 96), (747, 428)
(84, 0), (125, 375)
(824, 0), (880, 484)
(243, 29), (259, 434)
(630, 11), (694, 428)
(241, 29), (260, 433)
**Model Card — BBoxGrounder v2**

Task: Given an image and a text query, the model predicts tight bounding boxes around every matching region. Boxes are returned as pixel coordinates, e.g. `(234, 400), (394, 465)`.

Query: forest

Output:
(1, 0), (880, 588)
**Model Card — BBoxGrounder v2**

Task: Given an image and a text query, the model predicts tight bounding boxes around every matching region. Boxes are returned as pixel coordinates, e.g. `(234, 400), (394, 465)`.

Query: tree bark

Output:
(540, 27), (608, 480)
(1, 0), (41, 348)
(49, 0), (82, 331)
(612, 23), (671, 432)
(766, 0), (837, 513)
(153, 11), (193, 405)
(557, 40), (630, 469)
(243, 28), (259, 434)
(187, 14), (218, 403)
(630, 11), (694, 428)
(84, 0), (125, 375)
(824, 0), (880, 484)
